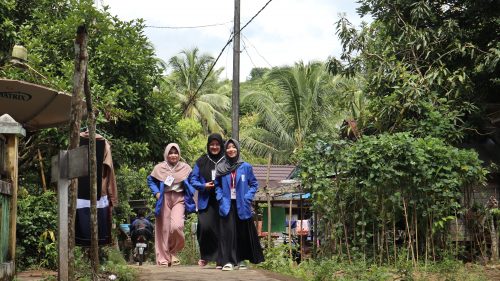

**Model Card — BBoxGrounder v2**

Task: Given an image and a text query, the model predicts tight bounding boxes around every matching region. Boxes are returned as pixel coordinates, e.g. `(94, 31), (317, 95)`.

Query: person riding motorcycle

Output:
(130, 209), (153, 244)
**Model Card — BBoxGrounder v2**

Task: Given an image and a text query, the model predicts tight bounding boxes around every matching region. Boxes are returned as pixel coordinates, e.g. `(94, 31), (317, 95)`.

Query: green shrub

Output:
(299, 133), (487, 262)
(101, 247), (138, 281)
(16, 190), (58, 270)
(257, 243), (295, 274)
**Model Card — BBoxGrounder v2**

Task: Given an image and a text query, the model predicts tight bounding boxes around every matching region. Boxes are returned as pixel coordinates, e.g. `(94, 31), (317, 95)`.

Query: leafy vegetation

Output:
(299, 133), (487, 263)
(240, 61), (351, 162)
(2, 0), (499, 278)
(328, 0), (499, 141)
(163, 47), (230, 134)
(259, 247), (488, 281)
(16, 190), (58, 270)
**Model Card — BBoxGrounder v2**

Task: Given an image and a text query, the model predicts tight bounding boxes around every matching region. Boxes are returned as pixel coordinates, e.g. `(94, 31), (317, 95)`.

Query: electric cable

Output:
(242, 34), (273, 68)
(145, 21), (232, 29)
(182, 0), (274, 115)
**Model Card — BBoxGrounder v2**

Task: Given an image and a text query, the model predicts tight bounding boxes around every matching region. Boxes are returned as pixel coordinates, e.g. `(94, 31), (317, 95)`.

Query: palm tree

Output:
(240, 62), (367, 163)
(240, 61), (336, 162)
(164, 47), (230, 133)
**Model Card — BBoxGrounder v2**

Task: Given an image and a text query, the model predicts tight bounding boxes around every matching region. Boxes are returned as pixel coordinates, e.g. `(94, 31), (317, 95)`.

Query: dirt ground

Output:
(132, 264), (302, 281)
(14, 263), (500, 281)
(14, 265), (301, 281)
(15, 270), (57, 281)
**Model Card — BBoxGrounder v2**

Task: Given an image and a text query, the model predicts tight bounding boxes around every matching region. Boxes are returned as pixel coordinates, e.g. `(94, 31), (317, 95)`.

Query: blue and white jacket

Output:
(147, 175), (196, 217)
(215, 162), (259, 220)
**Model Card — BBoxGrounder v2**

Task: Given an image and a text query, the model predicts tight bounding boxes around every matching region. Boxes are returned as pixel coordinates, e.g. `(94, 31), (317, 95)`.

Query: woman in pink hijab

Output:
(147, 143), (195, 266)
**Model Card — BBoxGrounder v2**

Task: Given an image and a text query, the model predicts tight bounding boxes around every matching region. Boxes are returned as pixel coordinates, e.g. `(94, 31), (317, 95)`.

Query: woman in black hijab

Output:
(189, 133), (225, 267)
(215, 138), (264, 271)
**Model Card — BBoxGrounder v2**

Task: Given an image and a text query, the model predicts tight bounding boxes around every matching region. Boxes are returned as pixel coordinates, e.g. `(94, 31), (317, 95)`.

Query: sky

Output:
(100, 0), (370, 81)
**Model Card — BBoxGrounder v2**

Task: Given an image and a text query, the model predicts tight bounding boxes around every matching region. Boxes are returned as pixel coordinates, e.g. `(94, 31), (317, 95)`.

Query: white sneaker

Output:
(222, 263), (234, 271)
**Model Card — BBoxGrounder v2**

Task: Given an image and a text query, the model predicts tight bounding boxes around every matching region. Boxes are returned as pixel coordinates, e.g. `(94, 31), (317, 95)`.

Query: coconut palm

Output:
(240, 61), (337, 162)
(164, 47), (230, 133)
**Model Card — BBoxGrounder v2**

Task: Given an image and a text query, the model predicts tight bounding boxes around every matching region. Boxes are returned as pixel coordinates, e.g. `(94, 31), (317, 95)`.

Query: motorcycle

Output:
(130, 215), (154, 265)
(133, 234), (149, 266)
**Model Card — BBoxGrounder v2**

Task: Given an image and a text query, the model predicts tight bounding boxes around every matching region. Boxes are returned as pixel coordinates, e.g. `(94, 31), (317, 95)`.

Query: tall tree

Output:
(164, 47), (230, 134)
(0, 0), (179, 167)
(329, 0), (499, 141)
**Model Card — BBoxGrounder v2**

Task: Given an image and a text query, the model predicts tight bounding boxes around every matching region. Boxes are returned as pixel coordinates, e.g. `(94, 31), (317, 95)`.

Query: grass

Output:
(257, 246), (491, 281)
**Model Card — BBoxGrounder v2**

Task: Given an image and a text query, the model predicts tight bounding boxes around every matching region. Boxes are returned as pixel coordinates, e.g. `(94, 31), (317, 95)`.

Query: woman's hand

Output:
(155, 192), (160, 200)
(205, 181), (215, 191)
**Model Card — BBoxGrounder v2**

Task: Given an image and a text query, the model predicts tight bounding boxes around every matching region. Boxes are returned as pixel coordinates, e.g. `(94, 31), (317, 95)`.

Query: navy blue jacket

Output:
(147, 175), (196, 217)
(215, 162), (259, 220)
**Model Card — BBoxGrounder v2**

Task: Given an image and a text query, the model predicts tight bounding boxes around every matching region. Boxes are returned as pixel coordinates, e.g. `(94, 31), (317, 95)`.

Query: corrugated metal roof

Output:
(274, 193), (311, 200)
(252, 164), (297, 189)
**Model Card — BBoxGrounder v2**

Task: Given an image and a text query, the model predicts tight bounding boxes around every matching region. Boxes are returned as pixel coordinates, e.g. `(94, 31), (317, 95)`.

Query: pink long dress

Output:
(155, 191), (185, 265)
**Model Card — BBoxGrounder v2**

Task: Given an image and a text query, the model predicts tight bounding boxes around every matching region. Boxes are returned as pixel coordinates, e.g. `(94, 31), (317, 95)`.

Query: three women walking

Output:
(147, 137), (264, 269)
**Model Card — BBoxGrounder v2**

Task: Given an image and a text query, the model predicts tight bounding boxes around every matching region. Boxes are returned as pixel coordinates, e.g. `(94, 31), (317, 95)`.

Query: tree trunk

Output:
(402, 198), (416, 267)
(68, 25), (87, 281)
(490, 216), (498, 261)
(84, 71), (100, 279)
(487, 196), (499, 261)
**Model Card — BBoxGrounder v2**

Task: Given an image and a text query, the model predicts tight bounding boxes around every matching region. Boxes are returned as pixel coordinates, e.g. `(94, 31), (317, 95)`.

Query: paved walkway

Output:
(133, 264), (302, 281)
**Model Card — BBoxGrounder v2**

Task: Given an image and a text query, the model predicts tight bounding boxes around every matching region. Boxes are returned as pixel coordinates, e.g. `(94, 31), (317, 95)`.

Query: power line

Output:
(145, 21), (232, 29)
(242, 34), (273, 68)
(241, 38), (258, 69)
(224, 40), (232, 80)
(239, 0), (273, 34)
(181, 0), (274, 115)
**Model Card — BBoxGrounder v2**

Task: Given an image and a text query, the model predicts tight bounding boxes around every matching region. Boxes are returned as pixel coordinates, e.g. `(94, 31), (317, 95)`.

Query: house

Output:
(251, 164), (311, 236)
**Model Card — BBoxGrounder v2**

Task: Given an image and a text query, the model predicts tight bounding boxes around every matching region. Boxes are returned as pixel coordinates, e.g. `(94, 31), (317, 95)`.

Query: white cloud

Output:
(101, 0), (369, 81)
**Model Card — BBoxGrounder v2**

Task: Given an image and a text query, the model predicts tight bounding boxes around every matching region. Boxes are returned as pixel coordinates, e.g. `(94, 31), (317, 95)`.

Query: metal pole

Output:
(56, 151), (69, 281)
(231, 0), (240, 140)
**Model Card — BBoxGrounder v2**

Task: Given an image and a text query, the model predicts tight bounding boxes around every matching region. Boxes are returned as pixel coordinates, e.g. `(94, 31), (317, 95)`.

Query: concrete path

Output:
(133, 264), (302, 281)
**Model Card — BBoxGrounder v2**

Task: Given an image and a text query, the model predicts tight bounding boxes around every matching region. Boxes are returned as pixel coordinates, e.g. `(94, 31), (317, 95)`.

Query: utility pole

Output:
(232, 0), (240, 141)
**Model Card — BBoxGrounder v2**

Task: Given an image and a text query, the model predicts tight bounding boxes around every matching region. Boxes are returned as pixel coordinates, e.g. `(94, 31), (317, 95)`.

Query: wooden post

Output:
(84, 70), (99, 277)
(300, 187), (303, 260)
(288, 198), (292, 259)
(37, 149), (47, 192)
(265, 153), (272, 248)
(0, 114), (26, 280)
(313, 211), (317, 259)
(68, 25), (88, 281)
(6, 134), (18, 263)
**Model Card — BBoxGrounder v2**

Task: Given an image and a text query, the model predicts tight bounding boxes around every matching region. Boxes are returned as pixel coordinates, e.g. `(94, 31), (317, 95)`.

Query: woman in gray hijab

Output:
(215, 139), (264, 271)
